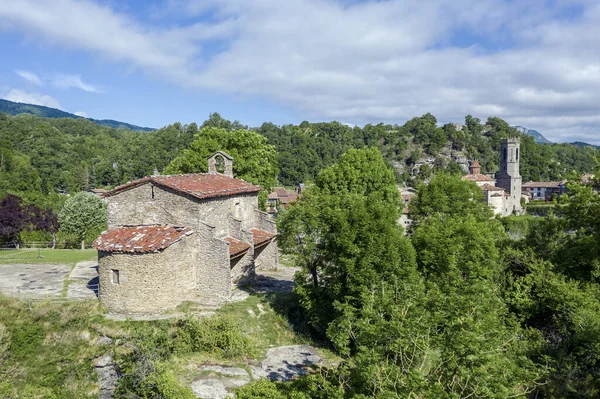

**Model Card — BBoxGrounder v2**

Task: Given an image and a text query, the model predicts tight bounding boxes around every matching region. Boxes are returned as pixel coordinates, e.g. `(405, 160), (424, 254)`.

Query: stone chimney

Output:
(469, 160), (481, 175)
(208, 151), (234, 177)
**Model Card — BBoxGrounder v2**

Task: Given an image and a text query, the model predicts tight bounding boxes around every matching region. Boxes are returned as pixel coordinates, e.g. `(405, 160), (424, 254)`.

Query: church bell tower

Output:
(496, 137), (522, 212)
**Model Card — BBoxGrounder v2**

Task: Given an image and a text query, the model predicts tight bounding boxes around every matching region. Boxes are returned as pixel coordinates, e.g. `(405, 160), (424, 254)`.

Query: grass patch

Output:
(0, 295), (112, 398)
(278, 254), (297, 268)
(0, 249), (97, 265)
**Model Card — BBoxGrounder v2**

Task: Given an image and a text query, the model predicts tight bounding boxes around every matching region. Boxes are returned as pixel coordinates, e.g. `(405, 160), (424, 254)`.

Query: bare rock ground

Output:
(190, 345), (322, 399)
(94, 354), (119, 399)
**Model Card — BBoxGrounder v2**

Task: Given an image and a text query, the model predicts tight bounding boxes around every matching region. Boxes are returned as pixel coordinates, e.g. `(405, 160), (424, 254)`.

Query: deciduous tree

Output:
(58, 192), (106, 250)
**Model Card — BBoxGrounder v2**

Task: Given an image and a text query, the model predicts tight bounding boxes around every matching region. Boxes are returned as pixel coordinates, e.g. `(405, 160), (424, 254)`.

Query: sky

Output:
(1, 0), (600, 144)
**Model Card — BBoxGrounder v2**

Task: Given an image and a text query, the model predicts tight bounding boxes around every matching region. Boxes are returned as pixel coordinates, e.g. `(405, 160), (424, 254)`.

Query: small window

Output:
(516, 148), (519, 161)
(215, 155), (226, 173)
(151, 185), (155, 200)
(112, 269), (120, 284)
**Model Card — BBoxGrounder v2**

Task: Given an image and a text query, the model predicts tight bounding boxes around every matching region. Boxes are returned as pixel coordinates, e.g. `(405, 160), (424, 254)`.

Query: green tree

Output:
(409, 172), (493, 228)
(58, 192), (107, 250)
(165, 127), (278, 192)
(410, 174), (540, 397)
(278, 148), (413, 333)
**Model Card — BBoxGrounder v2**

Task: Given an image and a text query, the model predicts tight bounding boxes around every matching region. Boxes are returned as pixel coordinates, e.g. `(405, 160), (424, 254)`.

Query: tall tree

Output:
(0, 194), (27, 248)
(164, 127), (278, 192)
(278, 148), (414, 332)
(58, 192), (107, 250)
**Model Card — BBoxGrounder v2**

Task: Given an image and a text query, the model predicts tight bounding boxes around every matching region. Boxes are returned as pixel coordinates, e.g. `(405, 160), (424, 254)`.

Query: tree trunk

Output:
(52, 234), (56, 250)
(311, 265), (318, 288)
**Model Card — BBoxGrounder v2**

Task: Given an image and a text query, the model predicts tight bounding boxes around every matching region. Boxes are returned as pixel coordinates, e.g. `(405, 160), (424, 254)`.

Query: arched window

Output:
(516, 148), (519, 161)
(215, 155), (225, 174)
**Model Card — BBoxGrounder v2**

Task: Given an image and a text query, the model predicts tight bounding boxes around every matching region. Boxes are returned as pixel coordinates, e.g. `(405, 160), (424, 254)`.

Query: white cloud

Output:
(2, 0), (600, 143)
(14, 70), (42, 86)
(74, 111), (88, 117)
(51, 74), (102, 93)
(2, 89), (62, 109)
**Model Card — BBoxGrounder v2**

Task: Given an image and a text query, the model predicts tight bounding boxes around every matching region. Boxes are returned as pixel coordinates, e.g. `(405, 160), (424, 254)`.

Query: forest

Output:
(0, 110), (597, 247)
(1, 111), (597, 203)
(1, 110), (600, 398)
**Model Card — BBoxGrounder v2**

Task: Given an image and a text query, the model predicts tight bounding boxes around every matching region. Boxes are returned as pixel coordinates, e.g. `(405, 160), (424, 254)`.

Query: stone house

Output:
(93, 152), (278, 314)
(266, 186), (301, 216)
(522, 181), (567, 201)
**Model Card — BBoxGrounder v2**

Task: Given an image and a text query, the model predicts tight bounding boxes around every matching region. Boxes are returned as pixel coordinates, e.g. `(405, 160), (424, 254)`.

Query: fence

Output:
(0, 242), (95, 250)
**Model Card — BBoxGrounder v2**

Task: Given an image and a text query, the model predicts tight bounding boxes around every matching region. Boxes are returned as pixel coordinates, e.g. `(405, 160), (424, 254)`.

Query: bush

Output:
(173, 316), (253, 358)
(115, 354), (195, 399)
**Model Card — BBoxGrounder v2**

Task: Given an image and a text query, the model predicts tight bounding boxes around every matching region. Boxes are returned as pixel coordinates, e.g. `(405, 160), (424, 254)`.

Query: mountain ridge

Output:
(0, 99), (154, 132)
(512, 125), (552, 144)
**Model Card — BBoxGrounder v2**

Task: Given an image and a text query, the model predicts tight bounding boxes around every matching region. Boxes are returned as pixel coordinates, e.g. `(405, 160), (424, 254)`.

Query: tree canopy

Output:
(164, 126), (278, 191)
(58, 192), (107, 250)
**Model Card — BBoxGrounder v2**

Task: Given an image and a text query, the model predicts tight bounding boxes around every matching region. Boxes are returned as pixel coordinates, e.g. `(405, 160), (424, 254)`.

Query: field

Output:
(0, 249), (97, 265)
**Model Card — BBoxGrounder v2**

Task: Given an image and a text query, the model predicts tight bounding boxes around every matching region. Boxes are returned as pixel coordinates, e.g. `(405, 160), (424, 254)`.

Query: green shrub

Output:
(173, 316), (253, 358)
(115, 355), (195, 399)
(9, 322), (44, 360)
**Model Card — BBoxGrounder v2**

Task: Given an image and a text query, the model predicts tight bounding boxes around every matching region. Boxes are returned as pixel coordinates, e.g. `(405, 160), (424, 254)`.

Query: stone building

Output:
(93, 152), (278, 314)
(462, 138), (523, 216)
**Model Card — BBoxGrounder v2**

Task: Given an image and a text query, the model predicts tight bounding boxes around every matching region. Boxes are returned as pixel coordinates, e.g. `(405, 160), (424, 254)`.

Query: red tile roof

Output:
(462, 174), (495, 182)
(470, 160), (481, 168)
(251, 228), (274, 248)
(522, 181), (563, 188)
(268, 187), (299, 204)
(103, 173), (261, 200)
(225, 237), (251, 259)
(94, 225), (193, 253)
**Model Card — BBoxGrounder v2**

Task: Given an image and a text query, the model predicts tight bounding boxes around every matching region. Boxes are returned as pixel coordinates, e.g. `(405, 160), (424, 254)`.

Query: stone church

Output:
(462, 137), (523, 216)
(93, 152), (278, 314)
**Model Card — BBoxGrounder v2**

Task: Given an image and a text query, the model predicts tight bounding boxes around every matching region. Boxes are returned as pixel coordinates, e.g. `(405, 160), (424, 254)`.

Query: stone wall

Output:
(106, 184), (200, 228)
(106, 184), (260, 238)
(253, 210), (277, 233)
(230, 229), (256, 283)
(98, 236), (197, 314)
(194, 221), (232, 306)
(254, 241), (278, 271)
(197, 193), (259, 235)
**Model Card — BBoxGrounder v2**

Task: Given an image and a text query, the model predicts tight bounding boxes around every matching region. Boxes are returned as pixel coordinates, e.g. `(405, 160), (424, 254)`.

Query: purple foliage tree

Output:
(0, 194), (26, 248)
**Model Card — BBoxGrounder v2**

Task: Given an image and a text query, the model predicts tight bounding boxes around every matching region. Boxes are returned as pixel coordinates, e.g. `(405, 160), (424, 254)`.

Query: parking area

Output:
(0, 263), (71, 298)
(0, 261), (99, 300)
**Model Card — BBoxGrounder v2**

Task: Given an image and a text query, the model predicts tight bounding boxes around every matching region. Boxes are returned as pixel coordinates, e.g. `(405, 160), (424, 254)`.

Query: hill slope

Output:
(0, 99), (154, 132)
(513, 126), (552, 144)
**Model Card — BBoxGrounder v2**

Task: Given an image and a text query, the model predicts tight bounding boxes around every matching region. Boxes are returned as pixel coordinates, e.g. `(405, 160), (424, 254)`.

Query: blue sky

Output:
(1, 0), (600, 144)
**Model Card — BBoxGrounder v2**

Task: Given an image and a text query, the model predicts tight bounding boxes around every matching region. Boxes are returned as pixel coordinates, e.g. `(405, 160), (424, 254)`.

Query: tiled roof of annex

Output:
(102, 173), (261, 201)
(93, 225), (193, 253)
(462, 173), (495, 182)
(224, 237), (251, 259)
(251, 228), (275, 248)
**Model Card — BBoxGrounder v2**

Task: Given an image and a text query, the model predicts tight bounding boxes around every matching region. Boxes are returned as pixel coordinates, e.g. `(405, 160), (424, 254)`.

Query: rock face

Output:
(190, 345), (322, 398)
(251, 345), (322, 381)
(94, 355), (119, 399)
(191, 366), (251, 399)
